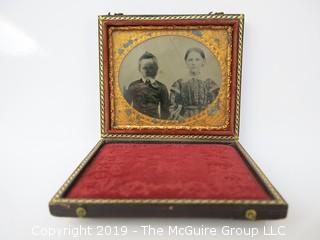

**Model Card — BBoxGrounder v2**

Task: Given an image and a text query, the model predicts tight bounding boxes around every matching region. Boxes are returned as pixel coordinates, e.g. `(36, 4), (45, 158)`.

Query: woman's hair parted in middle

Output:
(184, 47), (206, 61)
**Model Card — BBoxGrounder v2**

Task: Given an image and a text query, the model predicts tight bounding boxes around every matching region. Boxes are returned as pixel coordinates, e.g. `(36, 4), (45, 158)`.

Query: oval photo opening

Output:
(119, 35), (221, 120)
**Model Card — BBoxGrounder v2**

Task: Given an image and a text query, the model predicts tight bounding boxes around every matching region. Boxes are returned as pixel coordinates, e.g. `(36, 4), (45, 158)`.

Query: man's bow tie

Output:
(145, 78), (151, 85)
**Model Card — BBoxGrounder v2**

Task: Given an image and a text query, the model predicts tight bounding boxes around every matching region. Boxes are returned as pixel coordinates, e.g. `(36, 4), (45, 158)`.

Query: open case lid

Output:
(98, 13), (244, 140)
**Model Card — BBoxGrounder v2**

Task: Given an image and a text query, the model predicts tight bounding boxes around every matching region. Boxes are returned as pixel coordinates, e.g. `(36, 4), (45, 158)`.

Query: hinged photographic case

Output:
(49, 13), (288, 220)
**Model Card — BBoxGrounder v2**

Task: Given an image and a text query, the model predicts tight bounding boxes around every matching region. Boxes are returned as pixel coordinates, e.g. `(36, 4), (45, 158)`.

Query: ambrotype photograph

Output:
(119, 36), (222, 121)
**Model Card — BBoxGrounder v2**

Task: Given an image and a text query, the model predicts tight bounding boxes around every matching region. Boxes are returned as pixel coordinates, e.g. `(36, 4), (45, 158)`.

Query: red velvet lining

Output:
(66, 143), (271, 200)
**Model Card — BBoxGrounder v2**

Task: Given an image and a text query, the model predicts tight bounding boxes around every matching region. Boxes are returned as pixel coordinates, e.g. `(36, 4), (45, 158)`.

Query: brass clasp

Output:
(245, 209), (257, 220)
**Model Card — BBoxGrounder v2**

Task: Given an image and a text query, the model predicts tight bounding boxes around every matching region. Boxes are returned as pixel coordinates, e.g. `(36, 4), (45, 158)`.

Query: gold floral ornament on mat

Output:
(108, 25), (233, 130)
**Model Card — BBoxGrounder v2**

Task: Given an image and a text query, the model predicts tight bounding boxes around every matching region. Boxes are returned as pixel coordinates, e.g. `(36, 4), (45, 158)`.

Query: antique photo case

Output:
(49, 13), (288, 220)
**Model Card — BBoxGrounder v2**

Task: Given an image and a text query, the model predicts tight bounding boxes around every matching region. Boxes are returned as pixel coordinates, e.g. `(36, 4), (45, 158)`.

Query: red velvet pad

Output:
(66, 143), (271, 200)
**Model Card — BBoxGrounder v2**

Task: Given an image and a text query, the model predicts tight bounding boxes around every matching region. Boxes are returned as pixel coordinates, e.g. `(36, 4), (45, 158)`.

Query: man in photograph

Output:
(125, 51), (170, 119)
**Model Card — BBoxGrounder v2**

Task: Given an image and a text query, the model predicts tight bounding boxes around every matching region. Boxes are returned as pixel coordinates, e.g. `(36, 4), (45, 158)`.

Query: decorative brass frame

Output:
(49, 13), (287, 219)
(98, 13), (244, 140)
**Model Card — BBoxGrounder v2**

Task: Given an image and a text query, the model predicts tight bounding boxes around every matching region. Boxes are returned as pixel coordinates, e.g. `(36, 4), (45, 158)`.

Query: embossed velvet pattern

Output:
(66, 143), (270, 200)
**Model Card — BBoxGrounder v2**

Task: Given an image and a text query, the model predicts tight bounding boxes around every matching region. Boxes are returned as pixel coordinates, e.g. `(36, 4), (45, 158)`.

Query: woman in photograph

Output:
(169, 47), (220, 120)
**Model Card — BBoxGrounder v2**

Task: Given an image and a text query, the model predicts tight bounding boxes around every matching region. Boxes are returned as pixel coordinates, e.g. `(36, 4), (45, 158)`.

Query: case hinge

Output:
(107, 12), (124, 16)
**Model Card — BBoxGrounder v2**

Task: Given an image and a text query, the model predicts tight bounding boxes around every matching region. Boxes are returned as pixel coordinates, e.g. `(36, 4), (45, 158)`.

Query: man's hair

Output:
(138, 51), (158, 69)
(184, 47), (206, 61)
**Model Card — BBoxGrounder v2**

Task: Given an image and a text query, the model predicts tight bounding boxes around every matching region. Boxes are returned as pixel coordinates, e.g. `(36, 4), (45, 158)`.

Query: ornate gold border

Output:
(109, 25), (231, 131)
(98, 13), (244, 140)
